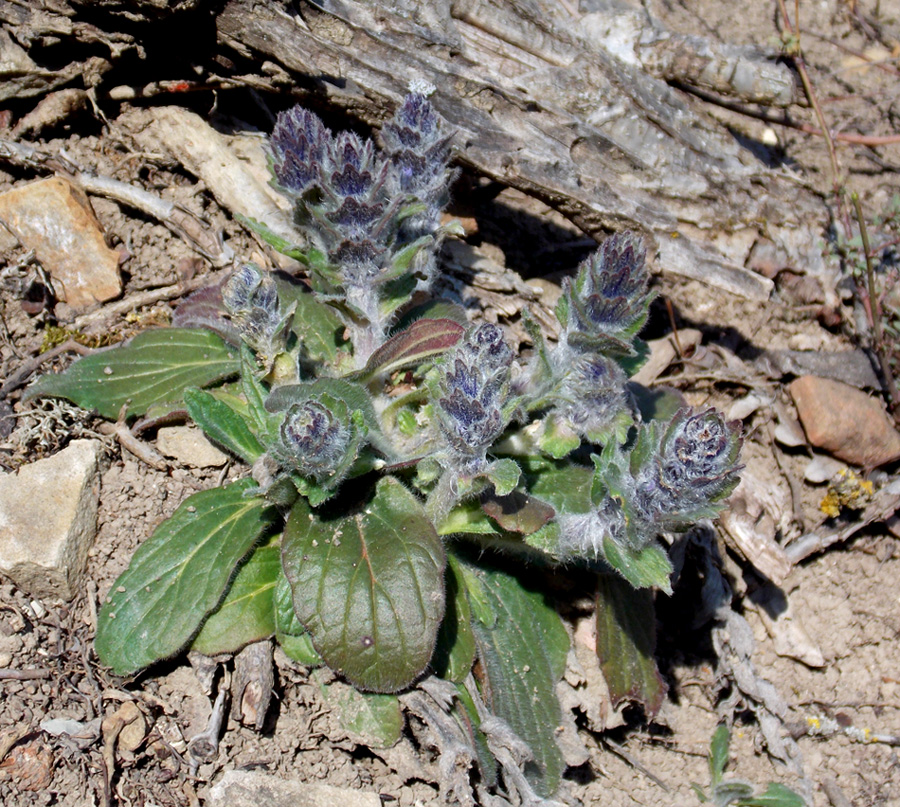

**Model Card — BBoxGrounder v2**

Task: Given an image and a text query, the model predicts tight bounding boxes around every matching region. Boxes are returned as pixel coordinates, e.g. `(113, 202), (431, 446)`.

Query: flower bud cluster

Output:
(277, 396), (354, 483)
(269, 94), (454, 345)
(554, 354), (630, 444)
(222, 264), (292, 368)
(381, 93), (456, 280)
(562, 409), (742, 558)
(557, 231), (653, 358)
(434, 323), (514, 475)
(630, 408), (742, 530)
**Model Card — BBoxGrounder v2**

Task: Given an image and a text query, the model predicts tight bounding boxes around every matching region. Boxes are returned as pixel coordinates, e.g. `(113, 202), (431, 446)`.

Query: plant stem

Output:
(776, 0), (842, 192)
(851, 192), (899, 412)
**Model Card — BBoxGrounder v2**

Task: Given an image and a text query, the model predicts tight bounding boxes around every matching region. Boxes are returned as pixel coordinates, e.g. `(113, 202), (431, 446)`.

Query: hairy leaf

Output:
(602, 537), (674, 593)
(280, 281), (348, 365)
(462, 559), (568, 797)
(431, 554), (476, 682)
(709, 722), (730, 786)
(353, 318), (464, 380)
(595, 573), (666, 716)
(738, 784), (806, 807)
(282, 477), (446, 692)
(26, 329), (238, 419)
(95, 480), (276, 674)
(184, 388), (266, 464)
(315, 672), (403, 748)
(191, 541), (280, 655)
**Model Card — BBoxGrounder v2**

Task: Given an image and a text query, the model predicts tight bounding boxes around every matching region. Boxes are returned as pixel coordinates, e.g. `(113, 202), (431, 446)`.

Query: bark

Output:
(2, 0), (831, 300)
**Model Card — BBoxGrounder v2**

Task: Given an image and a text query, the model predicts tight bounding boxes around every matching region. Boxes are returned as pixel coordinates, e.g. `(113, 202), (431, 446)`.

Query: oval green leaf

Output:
(595, 573), (666, 717)
(191, 541), (280, 655)
(26, 328), (239, 419)
(184, 388), (266, 464)
(282, 477), (446, 693)
(461, 558), (569, 798)
(95, 479), (276, 675)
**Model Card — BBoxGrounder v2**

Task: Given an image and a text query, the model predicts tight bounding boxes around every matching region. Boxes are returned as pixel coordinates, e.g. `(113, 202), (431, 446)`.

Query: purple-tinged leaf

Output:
(595, 573), (667, 717)
(354, 318), (464, 380)
(481, 491), (556, 535)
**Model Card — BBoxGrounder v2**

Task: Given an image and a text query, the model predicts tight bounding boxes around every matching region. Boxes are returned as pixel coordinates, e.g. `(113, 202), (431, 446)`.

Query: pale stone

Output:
(156, 426), (229, 468)
(209, 770), (381, 807)
(0, 440), (102, 600)
(0, 177), (121, 310)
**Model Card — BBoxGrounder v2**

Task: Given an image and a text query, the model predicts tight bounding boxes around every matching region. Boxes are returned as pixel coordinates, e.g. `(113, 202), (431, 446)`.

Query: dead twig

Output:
(776, 0), (842, 190)
(73, 273), (211, 332)
(0, 668), (53, 680)
(96, 405), (169, 472)
(0, 340), (94, 401)
(0, 139), (233, 267)
(785, 478), (900, 564)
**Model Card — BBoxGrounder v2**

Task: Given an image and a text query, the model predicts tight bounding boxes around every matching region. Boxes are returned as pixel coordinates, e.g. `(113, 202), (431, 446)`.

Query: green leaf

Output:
(274, 572), (323, 665)
(184, 388), (265, 464)
(394, 299), (469, 330)
(95, 480), (276, 675)
(451, 682), (497, 787)
(283, 284), (348, 365)
(595, 574), (666, 717)
(709, 723), (731, 786)
(235, 213), (309, 261)
(352, 318), (464, 381)
(524, 458), (593, 515)
(480, 491), (556, 535)
(432, 555), (476, 682)
(461, 559), (569, 797)
(537, 415), (581, 459)
(315, 672), (403, 748)
(737, 783), (806, 807)
(26, 328), (239, 419)
(439, 499), (501, 537)
(602, 536), (673, 593)
(282, 477), (446, 692)
(240, 345), (281, 444)
(486, 458), (521, 496)
(191, 540), (279, 655)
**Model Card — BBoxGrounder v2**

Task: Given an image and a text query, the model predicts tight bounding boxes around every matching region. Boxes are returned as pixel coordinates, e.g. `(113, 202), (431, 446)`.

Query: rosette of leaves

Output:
(24, 91), (747, 803)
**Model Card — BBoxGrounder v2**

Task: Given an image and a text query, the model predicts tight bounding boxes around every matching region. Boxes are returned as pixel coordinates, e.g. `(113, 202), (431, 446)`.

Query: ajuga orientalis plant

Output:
(28, 90), (742, 800)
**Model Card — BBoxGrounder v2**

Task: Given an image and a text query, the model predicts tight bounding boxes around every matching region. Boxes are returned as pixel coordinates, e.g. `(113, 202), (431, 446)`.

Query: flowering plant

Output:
(28, 92), (741, 800)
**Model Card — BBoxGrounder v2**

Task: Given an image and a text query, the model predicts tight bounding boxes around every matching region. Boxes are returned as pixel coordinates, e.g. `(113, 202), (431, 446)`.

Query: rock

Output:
(208, 770), (381, 807)
(789, 375), (900, 466)
(0, 177), (121, 311)
(803, 453), (846, 484)
(156, 426), (229, 468)
(0, 440), (102, 600)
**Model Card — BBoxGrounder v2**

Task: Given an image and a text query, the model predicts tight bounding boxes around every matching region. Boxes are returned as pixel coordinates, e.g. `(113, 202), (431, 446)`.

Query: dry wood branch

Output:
(214, 0), (810, 301)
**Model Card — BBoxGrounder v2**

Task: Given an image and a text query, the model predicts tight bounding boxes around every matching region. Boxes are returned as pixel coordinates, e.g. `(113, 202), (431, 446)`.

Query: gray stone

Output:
(208, 770), (381, 807)
(156, 426), (228, 468)
(0, 439), (102, 600)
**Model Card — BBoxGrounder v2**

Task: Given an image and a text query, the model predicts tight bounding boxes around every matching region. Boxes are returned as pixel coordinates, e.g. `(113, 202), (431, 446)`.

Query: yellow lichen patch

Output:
(820, 468), (874, 517)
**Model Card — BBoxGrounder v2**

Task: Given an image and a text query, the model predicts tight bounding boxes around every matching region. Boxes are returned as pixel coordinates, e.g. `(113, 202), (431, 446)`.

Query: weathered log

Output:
(214, 0), (830, 300)
(2, 0), (830, 300)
